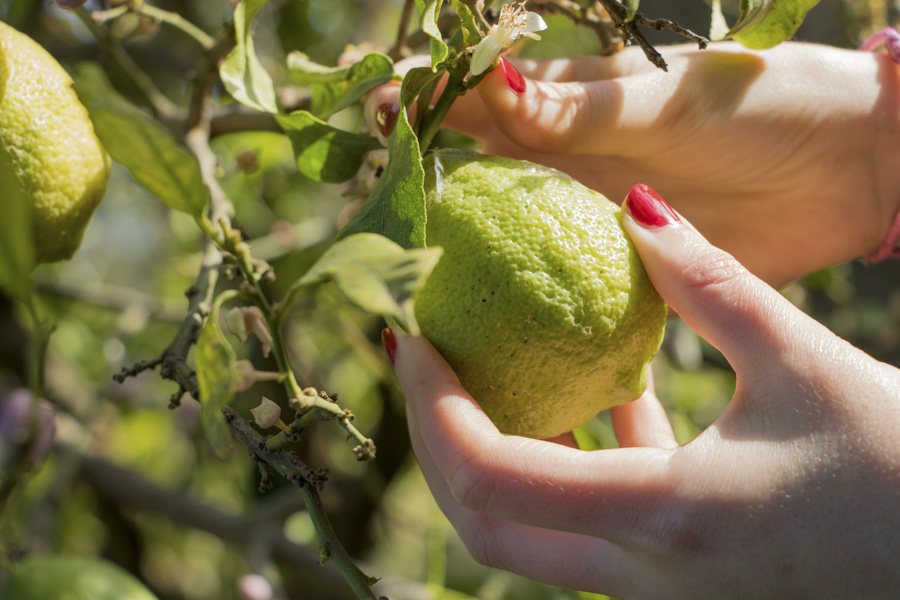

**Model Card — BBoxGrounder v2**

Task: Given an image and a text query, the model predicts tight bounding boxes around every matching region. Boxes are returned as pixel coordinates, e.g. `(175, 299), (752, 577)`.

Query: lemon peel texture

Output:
(0, 21), (110, 263)
(415, 150), (667, 439)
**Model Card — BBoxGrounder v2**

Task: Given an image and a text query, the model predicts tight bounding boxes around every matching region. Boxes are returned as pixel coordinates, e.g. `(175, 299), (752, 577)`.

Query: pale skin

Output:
(366, 42), (900, 287)
(368, 42), (900, 598)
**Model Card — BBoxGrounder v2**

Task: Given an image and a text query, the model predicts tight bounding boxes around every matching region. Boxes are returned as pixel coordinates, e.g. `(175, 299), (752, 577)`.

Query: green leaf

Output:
(0, 152), (33, 299)
(625, 0), (640, 21)
(294, 233), (443, 334)
(288, 52), (394, 118)
(336, 75), (426, 249)
(416, 0), (449, 69)
(220, 0), (279, 113)
(711, 0), (821, 49)
(195, 298), (238, 459)
(276, 111), (382, 183)
(448, 0), (481, 48)
(72, 64), (210, 218)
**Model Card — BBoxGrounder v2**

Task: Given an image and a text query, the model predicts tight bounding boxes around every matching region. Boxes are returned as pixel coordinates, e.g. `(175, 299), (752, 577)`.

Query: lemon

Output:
(415, 150), (667, 439)
(0, 21), (110, 264)
(2, 554), (159, 600)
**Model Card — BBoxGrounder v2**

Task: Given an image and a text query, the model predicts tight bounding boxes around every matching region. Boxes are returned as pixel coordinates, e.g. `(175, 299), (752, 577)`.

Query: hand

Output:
(387, 185), (900, 599)
(367, 42), (900, 286)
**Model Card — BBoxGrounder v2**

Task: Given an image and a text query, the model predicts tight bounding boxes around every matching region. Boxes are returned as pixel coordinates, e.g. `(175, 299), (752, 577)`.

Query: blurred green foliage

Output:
(0, 1), (897, 600)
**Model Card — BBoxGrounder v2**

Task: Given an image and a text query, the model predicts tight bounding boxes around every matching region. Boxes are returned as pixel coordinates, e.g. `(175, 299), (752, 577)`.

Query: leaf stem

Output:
(137, 3), (216, 50)
(416, 67), (467, 154)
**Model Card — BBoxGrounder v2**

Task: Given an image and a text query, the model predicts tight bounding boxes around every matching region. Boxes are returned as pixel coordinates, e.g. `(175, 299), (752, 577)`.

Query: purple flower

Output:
(860, 28), (900, 65)
(0, 389), (56, 469)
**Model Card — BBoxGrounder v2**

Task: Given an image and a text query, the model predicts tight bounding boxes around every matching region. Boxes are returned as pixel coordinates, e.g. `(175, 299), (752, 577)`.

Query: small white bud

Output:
(250, 397), (282, 429)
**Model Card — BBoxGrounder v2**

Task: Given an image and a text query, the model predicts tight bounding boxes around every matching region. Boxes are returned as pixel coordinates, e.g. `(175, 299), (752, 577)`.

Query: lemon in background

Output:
(0, 20), (110, 264)
(415, 150), (667, 439)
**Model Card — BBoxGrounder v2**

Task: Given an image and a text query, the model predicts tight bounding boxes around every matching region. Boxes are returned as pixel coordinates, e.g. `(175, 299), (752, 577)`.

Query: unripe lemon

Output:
(2, 554), (159, 600)
(0, 21), (110, 263)
(415, 150), (667, 439)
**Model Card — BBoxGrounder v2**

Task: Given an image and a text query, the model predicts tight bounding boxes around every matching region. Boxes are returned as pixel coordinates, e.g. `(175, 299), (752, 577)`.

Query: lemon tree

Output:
(413, 150), (667, 438)
(0, 20), (109, 264)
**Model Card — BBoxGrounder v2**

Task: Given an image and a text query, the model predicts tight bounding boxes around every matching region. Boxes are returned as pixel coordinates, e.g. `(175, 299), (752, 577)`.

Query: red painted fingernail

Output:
(375, 103), (399, 137)
(626, 184), (680, 228)
(498, 57), (526, 94)
(382, 327), (397, 366)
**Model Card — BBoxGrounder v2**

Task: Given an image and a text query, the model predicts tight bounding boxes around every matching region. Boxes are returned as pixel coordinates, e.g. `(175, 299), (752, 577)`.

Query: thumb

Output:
(621, 184), (800, 380)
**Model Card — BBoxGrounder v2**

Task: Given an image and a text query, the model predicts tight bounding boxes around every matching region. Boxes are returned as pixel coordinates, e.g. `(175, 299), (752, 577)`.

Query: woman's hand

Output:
(387, 185), (900, 600)
(367, 42), (900, 286)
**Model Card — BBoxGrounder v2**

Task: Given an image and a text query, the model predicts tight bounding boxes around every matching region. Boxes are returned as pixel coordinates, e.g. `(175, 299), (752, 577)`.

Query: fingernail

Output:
(626, 184), (681, 228)
(375, 103), (399, 138)
(382, 327), (397, 367)
(498, 57), (526, 94)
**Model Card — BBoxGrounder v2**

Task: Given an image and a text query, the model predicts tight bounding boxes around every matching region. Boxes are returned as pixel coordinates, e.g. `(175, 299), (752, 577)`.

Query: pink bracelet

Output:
(861, 27), (900, 263)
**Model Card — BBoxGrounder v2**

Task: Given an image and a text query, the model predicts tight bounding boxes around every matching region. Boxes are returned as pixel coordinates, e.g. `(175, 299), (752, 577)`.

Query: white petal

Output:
(521, 12), (548, 34)
(470, 36), (503, 75)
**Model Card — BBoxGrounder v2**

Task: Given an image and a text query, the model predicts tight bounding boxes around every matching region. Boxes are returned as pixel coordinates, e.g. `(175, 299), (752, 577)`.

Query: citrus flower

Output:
(470, 1), (547, 76)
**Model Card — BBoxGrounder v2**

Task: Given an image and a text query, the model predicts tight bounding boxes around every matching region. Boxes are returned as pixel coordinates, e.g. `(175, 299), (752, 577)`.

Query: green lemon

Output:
(2, 554), (159, 600)
(415, 150), (667, 439)
(0, 21), (110, 264)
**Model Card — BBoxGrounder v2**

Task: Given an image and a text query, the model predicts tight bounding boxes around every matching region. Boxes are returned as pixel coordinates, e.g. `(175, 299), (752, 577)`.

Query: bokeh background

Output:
(0, 1), (898, 599)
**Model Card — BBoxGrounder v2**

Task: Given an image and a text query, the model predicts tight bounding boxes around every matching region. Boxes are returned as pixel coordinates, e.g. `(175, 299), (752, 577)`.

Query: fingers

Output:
(407, 405), (635, 598)
(620, 184), (811, 382)
(363, 50), (680, 155)
(610, 375), (678, 449)
(392, 330), (674, 543)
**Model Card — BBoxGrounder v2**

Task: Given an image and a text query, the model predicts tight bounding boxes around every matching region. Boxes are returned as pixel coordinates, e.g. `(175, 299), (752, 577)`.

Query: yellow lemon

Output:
(415, 150), (667, 439)
(0, 21), (110, 263)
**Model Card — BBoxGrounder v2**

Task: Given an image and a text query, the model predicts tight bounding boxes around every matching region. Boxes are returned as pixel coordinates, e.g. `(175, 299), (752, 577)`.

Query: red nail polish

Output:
(382, 327), (397, 366)
(375, 103), (399, 137)
(626, 184), (680, 228)
(498, 57), (526, 94)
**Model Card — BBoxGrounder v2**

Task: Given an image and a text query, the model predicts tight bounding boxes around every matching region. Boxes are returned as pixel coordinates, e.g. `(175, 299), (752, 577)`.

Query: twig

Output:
(35, 279), (184, 323)
(74, 7), (181, 119)
(389, 0), (417, 61)
(225, 408), (379, 600)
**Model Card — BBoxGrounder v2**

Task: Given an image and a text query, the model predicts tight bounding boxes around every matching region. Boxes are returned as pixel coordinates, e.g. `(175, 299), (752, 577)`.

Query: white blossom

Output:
(470, 1), (547, 76)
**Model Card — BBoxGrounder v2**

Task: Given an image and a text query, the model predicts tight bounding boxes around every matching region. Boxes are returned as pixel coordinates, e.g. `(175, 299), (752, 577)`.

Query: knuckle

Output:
(447, 450), (497, 512)
(460, 518), (507, 569)
(680, 245), (750, 299)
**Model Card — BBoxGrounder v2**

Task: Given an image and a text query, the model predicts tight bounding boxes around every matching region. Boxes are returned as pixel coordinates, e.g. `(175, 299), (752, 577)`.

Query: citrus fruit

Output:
(414, 149), (667, 439)
(0, 21), (110, 264)
(2, 554), (159, 600)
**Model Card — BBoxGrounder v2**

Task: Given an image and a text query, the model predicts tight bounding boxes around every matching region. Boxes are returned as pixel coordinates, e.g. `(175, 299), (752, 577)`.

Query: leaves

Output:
(0, 152), (33, 300)
(625, 0), (640, 22)
(288, 233), (443, 334)
(448, 0), (481, 47)
(416, 0), (449, 68)
(220, 0), (279, 113)
(287, 52), (394, 118)
(72, 64), (210, 218)
(710, 0), (821, 49)
(276, 111), (382, 183)
(336, 108), (426, 249)
(195, 298), (238, 459)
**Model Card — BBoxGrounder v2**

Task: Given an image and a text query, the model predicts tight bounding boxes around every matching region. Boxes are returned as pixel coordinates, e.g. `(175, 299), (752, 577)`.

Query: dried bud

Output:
(225, 307), (249, 342)
(235, 360), (257, 392)
(226, 306), (274, 357)
(243, 306), (273, 357)
(250, 397), (282, 429)
(238, 574), (273, 600)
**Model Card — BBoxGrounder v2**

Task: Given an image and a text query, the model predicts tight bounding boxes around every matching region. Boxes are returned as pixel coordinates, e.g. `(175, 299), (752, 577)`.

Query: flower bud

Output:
(227, 306), (274, 357)
(250, 397), (282, 429)
(238, 574), (273, 600)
